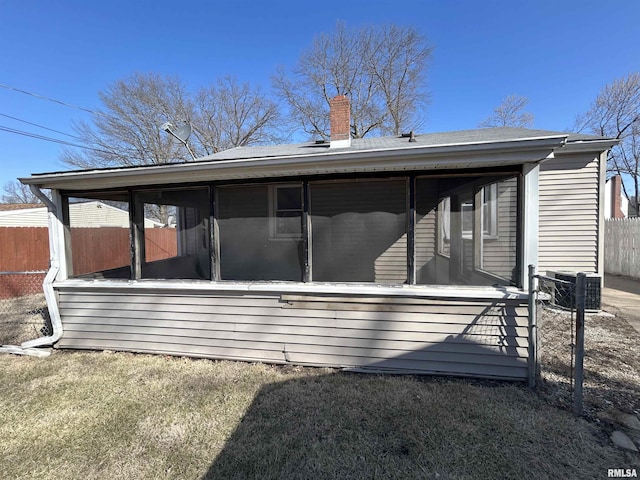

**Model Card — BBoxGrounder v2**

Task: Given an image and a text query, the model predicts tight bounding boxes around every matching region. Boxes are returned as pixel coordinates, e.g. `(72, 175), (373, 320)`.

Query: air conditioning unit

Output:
(547, 271), (602, 312)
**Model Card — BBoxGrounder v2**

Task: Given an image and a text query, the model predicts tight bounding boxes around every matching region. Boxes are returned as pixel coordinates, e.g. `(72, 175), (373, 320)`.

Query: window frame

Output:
(268, 183), (304, 240)
(461, 184), (498, 240)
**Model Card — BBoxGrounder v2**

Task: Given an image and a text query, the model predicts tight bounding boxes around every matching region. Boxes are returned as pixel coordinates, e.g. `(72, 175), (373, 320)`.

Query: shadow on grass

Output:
(202, 371), (497, 480)
(200, 316), (621, 480)
(201, 364), (625, 480)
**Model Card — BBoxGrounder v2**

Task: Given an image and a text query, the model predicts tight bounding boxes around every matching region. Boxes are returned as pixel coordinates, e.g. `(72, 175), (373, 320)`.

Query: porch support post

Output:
(521, 163), (540, 290)
(303, 181), (311, 282)
(52, 190), (69, 281)
(407, 176), (416, 284)
(209, 186), (219, 281)
(473, 187), (484, 270)
(130, 190), (144, 280)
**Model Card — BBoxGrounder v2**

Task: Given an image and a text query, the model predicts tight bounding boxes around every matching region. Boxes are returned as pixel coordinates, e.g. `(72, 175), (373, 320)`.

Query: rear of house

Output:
(18, 102), (614, 381)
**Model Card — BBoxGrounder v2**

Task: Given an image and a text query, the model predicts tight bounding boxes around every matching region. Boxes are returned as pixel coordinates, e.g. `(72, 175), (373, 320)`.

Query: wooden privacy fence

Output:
(69, 227), (177, 275)
(0, 227), (178, 297)
(0, 227), (49, 299)
(604, 218), (640, 280)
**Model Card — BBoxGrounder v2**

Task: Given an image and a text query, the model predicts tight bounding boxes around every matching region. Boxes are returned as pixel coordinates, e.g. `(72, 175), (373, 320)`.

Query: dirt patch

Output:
(538, 306), (640, 422)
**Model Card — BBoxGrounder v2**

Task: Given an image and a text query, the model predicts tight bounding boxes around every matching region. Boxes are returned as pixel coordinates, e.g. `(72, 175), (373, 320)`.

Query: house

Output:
(0, 200), (163, 227)
(603, 175), (629, 219)
(17, 96), (617, 380)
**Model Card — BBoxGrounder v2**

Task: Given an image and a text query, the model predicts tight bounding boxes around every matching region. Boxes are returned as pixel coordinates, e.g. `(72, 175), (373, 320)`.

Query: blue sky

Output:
(1, 0), (638, 189)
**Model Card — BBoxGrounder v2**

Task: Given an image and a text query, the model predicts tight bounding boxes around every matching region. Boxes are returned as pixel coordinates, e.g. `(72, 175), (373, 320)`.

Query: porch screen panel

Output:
(136, 187), (210, 280)
(416, 174), (519, 287)
(480, 176), (518, 283)
(66, 192), (131, 279)
(217, 185), (303, 281)
(415, 178), (439, 284)
(310, 179), (407, 283)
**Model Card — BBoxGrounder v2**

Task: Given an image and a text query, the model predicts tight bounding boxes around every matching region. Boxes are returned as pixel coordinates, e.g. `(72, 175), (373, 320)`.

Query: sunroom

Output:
(62, 170), (521, 288)
(21, 122), (579, 381)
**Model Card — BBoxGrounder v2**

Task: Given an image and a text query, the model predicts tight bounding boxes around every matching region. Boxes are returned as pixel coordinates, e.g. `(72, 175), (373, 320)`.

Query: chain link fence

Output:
(0, 272), (51, 346)
(530, 268), (587, 415)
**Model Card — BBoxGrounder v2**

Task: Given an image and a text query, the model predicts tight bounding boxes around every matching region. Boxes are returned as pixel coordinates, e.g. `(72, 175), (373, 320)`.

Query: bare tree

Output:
(273, 22), (431, 140)
(62, 73), (282, 169)
(479, 95), (534, 128)
(2, 180), (42, 204)
(192, 76), (283, 155)
(576, 73), (640, 204)
(62, 73), (195, 169)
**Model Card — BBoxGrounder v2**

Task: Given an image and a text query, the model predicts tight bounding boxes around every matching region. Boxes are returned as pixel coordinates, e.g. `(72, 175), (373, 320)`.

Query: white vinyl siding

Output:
(55, 286), (530, 380)
(538, 153), (600, 274)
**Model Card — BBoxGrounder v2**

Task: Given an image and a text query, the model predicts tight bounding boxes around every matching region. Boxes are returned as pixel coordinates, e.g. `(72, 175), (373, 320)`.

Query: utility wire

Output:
(0, 112), (84, 141)
(0, 125), (111, 155)
(0, 82), (106, 117)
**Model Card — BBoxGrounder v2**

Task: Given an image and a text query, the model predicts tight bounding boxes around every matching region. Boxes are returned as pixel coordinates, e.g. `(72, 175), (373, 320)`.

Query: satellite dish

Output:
(160, 120), (196, 160)
(173, 121), (192, 143)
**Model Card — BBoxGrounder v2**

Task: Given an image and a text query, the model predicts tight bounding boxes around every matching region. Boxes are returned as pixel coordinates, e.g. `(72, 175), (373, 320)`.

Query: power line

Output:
(0, 112), (84, 141)
(0, 82), (106, 117)
(0, 124), (111, 155)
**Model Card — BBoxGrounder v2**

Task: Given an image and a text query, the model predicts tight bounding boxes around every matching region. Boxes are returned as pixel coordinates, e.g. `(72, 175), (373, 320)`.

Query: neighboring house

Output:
(19, 96), (617, 381)
(603, 175), (629, 219)
(0, 201), (162, 228)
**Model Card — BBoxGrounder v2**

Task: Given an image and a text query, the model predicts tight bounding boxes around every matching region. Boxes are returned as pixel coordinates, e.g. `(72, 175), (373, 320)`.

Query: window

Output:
(461, 184), (498, 239)
(482, 184), (498, 238)
(217, 184), (303, 281)
(135, 187), (210, 280)
(437, 196), (451, 257)
(269, 184), (303, 239)
(65, 191), (131, 279)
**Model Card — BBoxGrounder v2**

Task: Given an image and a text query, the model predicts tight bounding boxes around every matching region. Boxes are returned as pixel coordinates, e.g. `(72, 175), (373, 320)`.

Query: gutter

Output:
(0, 185), (63, 356)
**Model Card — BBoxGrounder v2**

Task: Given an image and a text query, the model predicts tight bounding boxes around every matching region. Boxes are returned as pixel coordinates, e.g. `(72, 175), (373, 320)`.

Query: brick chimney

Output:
(329, 95), (351, 148)
(612, 175), (624, 218)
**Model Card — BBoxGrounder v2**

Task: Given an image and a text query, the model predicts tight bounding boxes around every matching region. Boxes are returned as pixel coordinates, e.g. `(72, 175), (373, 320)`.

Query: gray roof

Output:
(198, 127), (610, 162)
(21, 126), (616, 191)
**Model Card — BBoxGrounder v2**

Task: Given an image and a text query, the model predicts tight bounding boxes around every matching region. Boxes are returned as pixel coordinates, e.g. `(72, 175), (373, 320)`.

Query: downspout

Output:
(23, 184), (63, 348)
(0, 185), (62, 356)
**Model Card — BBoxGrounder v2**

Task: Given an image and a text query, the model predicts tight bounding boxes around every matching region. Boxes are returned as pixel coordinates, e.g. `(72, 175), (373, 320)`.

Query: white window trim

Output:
(268, 183), (304, 240)
(461, 184), (498, 240)
(437, 196), (450, 257)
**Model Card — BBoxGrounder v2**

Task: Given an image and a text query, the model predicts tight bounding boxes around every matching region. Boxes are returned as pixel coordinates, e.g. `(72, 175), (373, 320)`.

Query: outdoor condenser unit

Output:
(547, 271), (602, 312)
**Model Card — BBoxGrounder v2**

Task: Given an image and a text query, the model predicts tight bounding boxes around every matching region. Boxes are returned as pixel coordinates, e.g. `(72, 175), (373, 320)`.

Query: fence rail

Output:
(604, 218), (640, 279)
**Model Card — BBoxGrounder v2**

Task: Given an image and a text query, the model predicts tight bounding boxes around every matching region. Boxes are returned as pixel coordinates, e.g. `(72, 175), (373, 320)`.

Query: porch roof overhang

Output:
(21, 134), (570, 191)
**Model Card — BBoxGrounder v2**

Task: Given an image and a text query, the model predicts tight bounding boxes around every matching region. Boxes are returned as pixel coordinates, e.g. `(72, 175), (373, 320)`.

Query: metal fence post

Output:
(573, 272), (586, 416)
(527, 264), (538, 388)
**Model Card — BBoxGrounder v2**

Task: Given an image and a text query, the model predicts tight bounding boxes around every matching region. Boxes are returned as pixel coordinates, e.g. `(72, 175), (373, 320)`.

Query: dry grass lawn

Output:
(0, 350), (634, 480)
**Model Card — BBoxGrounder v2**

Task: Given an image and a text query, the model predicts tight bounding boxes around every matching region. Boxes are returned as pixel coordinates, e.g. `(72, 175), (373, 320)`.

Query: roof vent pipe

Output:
(329, 95), (351, 148)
